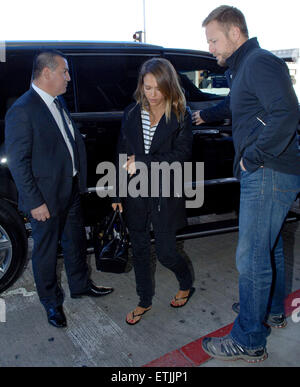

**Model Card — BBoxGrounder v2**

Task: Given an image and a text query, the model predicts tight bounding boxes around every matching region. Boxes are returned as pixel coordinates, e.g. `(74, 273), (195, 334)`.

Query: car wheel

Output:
(0, 199), (28, 293)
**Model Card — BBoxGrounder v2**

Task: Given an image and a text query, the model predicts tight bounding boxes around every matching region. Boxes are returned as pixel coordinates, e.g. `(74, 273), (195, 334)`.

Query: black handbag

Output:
(94, 210), (130, 273)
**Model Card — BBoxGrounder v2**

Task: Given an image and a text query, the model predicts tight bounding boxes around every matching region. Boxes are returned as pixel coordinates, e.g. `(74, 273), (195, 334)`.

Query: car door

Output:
(69, 51), (160, 222)
(164, 51), (240, 216)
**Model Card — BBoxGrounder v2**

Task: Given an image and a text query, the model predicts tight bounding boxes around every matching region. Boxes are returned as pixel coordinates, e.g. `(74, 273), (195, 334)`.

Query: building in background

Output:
(272, 48), (300, 100)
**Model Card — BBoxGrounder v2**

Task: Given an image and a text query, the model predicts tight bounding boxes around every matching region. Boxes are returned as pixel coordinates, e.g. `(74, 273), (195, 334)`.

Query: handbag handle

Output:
(104, 210), (118, 237)
(116, 210), (128, 236)
(117, 211), (126, 230)
(104, 209), (126, 237)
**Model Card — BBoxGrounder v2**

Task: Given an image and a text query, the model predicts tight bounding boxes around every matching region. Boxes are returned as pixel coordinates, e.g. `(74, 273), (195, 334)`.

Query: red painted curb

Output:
(143, 289), (300, 367)
(284, 289), (300, 316)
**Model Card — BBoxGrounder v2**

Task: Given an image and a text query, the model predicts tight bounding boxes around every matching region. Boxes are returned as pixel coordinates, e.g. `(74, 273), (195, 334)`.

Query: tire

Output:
(0, 199), (28, 293)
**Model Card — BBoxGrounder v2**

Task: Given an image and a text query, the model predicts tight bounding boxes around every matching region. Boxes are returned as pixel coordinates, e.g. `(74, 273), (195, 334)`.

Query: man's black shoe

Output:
(71, 284), (114, 299)
(47, 306), (67, 328)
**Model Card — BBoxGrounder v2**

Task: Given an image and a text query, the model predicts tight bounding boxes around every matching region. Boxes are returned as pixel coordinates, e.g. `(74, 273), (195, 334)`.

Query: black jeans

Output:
(129, 222), (193, 308)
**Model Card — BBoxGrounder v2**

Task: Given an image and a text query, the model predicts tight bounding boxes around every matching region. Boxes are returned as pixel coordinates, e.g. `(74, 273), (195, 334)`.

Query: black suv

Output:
(0, 41), (298, 292)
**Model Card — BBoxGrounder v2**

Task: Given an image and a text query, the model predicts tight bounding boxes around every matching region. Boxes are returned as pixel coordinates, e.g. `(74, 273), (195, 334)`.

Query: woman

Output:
(112, 58), (194, 325)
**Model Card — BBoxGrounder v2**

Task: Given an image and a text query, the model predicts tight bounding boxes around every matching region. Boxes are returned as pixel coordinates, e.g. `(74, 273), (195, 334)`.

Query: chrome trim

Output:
(71, 111), (123, 121)
(87, 177), (239, 194)
(193, 129), (220, 135)
(0, 225), (12, 280)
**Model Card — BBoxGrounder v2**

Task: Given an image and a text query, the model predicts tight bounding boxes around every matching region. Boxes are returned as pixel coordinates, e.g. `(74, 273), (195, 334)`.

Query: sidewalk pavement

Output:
(0, 217), (299, 368)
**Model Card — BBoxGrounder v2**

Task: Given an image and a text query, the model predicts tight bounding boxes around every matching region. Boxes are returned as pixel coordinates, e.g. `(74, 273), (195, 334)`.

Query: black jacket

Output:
(202, 38), (300, 178)
(5, 88), (87, 216)
(115, 103), (193, 232)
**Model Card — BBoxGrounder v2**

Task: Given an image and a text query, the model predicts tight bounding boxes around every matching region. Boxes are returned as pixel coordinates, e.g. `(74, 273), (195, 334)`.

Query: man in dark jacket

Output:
(193, 5), (300, 363)
(5, 51), (113, 328)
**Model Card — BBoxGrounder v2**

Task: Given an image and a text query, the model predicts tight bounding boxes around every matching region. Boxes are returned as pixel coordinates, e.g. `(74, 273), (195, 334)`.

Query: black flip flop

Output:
(170, 287), (195, 308)
(125, 307), (152, 325)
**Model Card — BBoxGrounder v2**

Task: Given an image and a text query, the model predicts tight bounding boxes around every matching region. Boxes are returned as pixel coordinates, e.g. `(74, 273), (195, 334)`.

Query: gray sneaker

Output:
(202, 335), (268, 363)
(232, 303), (287, 328)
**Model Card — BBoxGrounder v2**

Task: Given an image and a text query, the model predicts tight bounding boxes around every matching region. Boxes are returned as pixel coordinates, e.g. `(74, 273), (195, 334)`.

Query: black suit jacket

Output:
(5, 88), (87, 217)
(116, 103), (193, 232)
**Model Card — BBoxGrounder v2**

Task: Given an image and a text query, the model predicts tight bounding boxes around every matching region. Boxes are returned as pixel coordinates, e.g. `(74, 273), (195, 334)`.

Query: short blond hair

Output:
(202, 5), (249, 38)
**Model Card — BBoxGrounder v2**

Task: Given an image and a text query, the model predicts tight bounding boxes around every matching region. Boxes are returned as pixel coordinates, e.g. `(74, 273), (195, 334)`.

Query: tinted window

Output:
(183, 70), (230, 98)
(0, 54), (33, 119)
(0, 52), (75, 118)
(165, 53), (229, 101)
(73, 54), (157, 112)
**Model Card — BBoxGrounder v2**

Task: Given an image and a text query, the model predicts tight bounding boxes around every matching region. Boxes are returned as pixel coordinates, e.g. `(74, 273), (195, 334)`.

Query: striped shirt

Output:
(141, 109), (158, 154)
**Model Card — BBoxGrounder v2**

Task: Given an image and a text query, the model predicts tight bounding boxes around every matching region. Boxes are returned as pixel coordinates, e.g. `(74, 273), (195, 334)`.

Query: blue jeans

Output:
(230, 168), (300, 349)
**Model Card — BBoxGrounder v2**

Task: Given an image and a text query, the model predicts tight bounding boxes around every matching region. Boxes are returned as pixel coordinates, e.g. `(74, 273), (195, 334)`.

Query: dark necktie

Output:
(54, 98), (80, 173)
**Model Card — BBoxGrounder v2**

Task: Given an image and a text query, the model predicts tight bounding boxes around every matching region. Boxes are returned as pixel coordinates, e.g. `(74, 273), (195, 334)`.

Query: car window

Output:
(72, 54), (157, 112)
(181, 70), (230, 98)
(164, 53), (229, 101)
(0, 52), (75, 118)
(0, 54), (33, 120)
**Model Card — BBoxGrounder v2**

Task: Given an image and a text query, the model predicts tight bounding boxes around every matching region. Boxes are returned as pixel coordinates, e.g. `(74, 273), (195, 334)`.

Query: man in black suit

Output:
(5, 50), (113, 328)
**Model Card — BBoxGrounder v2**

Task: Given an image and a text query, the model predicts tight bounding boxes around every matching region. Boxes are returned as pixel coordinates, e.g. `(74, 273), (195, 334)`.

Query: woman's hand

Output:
(112, 203), (123, 213)
(123, 155), (136, 177)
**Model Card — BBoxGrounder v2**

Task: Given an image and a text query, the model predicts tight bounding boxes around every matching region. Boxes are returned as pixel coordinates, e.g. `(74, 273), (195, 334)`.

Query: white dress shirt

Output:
(31, 83), (77, 176)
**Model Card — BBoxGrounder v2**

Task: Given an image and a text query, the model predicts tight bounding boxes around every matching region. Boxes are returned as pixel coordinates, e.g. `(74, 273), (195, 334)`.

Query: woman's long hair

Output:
(134, 58), (186, 122)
